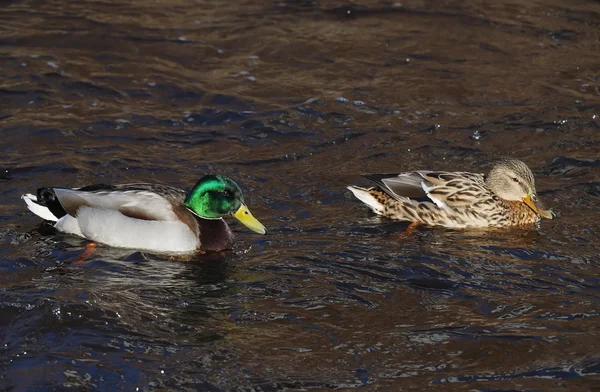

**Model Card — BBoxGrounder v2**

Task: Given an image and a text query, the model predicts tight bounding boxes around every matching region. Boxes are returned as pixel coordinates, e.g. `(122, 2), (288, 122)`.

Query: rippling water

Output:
(1, 0), (600, 390)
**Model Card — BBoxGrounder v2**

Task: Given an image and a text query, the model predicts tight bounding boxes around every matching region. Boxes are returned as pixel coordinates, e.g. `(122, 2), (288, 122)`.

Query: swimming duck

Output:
(22, 175), (267, 252)
(348, 158), (554, 228)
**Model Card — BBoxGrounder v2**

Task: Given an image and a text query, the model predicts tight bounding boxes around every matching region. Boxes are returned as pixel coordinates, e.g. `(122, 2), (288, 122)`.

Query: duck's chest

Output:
(173, 205), (235, 251)
(502, 200), (540, 226)
(198, 218), (234, 251)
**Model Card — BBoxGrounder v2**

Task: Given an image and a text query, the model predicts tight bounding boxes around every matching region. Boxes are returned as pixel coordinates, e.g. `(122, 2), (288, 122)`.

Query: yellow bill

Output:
(523, 193), (553, 219)
(233, 204), (267, 234)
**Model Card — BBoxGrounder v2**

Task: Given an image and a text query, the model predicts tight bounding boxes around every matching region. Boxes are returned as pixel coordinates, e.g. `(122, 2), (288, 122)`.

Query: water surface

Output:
(1, 0), (600, 390)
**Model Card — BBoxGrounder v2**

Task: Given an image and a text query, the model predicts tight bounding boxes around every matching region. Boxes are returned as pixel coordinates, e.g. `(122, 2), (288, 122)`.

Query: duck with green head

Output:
(22, 174), (267, 252)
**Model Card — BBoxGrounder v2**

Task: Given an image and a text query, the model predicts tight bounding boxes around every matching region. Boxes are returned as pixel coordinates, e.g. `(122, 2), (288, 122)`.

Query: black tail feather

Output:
(36, 188), (67, 219)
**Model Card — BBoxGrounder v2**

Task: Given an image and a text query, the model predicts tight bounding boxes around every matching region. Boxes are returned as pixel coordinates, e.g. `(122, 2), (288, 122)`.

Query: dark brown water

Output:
(2, 0), (600, 390)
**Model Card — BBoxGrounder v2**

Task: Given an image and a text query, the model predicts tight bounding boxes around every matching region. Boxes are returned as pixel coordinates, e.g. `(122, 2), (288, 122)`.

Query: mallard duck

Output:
(22, 175), (267, 252)
(347, 158), (554, 228)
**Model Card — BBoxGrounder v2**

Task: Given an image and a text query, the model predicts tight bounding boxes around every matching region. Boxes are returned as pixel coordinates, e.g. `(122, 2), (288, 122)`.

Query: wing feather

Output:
(419, 172), (486, 208)
(364, 173), (427, 200)
(365, 171), (487, 209)
(53, 186), (181, 221)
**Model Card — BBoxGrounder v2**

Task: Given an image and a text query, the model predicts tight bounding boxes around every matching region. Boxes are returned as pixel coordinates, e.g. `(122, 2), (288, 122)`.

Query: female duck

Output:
(348, 158), (554, 228)
(22, 175), (267, 252)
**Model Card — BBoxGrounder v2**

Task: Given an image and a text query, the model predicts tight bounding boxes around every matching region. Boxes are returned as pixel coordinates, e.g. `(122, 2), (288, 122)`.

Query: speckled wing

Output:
(417, 171), (488, 208)
(367, 171), (488, 208)
(50, 183), (186, 221)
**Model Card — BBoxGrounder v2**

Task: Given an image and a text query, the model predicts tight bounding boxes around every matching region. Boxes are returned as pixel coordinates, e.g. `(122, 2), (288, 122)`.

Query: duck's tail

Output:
(21, 193), (59, 222)
(347, 186), (390, 215)
(348, 185), (424, 223)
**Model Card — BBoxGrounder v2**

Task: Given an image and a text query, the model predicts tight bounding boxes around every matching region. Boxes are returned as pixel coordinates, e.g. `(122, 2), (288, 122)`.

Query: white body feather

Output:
(55, 215), (84, 236)
(76, 207), (198, 252)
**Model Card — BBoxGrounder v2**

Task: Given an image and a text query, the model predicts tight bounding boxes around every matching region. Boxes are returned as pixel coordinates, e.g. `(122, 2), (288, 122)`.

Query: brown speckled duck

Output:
(348, 158), (554, 228)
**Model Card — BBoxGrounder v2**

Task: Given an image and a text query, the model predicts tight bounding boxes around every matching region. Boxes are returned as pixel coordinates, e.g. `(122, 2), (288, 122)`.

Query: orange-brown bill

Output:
(523, 194), (553, 219)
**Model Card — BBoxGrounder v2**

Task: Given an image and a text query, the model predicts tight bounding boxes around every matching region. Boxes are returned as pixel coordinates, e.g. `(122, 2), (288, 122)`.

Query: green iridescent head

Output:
(184, 175), (267, 234)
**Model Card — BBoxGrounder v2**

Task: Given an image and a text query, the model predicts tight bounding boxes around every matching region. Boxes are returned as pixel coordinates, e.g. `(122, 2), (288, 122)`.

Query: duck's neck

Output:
(198, 218), (234, 251)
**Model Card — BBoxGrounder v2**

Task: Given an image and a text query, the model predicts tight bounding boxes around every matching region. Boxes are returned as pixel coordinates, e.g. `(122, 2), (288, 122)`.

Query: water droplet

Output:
(247, 76), (256, 82)
(47, 61), (58, 68)
(217, 49), (224, 54)
(177, 36), (187, 42)
(471, 130), (482, 140)
(336, 97), (349, 103)
(592, 114), (598, 120)
(148, 82), (156, 87)
(352, 100), (365, 106)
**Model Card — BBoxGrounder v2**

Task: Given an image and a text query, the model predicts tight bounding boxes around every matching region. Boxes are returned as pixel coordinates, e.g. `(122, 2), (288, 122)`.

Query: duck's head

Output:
(485, 158), (553, 219)
(185, 175), (267, 234)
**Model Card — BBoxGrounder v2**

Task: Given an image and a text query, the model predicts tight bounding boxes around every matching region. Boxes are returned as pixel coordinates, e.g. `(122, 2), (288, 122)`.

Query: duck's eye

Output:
(221, 190), (232, 198)
(512, 177), (519, 183)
